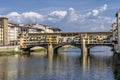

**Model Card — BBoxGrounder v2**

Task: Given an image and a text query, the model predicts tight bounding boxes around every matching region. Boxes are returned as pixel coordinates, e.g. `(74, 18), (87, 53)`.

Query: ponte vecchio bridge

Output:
(18, 31), (113, 57)
(18, 10), (120, 57)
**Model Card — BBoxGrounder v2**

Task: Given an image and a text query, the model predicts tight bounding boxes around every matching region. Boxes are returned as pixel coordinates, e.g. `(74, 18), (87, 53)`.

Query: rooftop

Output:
(0, 17), (8, 19)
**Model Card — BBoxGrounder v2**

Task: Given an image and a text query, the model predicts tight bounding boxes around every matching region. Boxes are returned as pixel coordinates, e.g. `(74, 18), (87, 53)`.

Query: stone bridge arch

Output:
(53, 43), (81, 53)
(22, 44), (48, 53)
(87, 44), (113, 52)
(67, 38), (73, 43)
(29, 45), (47, 50)
(30, 46), (47, 52)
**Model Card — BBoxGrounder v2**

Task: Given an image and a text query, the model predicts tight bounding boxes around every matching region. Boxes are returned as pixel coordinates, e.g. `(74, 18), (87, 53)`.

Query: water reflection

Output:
(0, 47), (115, 80)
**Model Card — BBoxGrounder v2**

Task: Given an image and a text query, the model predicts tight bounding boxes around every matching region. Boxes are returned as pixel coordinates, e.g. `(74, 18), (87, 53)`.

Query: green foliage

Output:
(30, 49), (46, 52)
(59, 47), (66, 50)
(114, 54), (120, 80)
(115, 73), (120, 80)
(0, 50), (22, 56)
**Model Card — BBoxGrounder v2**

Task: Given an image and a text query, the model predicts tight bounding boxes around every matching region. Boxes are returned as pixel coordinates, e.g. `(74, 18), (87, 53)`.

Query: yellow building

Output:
(0, 17), (61, 46)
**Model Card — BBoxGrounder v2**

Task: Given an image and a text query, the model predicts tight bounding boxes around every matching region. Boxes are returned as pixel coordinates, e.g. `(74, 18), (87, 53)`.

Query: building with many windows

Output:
(111, 22), (118, 41)
(8, 23), (20, 45)
(0, 26), (3, 45)
(26, 23), (61, 33)
(0, 17), (61, 46)
(0, 17), (8, 45)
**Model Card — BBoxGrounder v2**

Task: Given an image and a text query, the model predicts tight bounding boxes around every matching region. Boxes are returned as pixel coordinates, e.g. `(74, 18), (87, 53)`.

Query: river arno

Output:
(0, 47), (115, 80)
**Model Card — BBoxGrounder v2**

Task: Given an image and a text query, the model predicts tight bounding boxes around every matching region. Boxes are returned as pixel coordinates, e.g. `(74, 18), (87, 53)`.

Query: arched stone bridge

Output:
(18, 31), (113, 56)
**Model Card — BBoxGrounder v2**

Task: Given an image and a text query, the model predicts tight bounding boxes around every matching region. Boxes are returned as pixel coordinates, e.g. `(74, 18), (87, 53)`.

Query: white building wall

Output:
(32, 24), (59, 33)
(8, 26), (19, 45)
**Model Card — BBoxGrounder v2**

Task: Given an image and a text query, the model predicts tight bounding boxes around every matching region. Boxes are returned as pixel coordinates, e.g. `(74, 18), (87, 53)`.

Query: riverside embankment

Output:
(0, 46), (22, 56)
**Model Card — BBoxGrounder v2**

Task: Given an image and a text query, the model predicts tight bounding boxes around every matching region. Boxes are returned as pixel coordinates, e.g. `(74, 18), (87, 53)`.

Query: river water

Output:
(0, 47), (115, 80)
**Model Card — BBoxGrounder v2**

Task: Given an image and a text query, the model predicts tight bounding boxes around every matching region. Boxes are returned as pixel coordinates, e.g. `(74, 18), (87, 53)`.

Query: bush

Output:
(0, 50), (22, 56)
(115, 73), (120, 80)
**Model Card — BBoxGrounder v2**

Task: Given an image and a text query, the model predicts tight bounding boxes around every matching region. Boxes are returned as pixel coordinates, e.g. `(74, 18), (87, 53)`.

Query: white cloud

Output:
(0, 4), (114, 31)
(100, 4), (107, 11)
(22, 11), (44, 23)
(67, 7), (81, 22)
(92, 9), (99, 16)
(67, 4), (108, 23)
(6, 11), (44, 23)
(22, 12), (44, 20)
(69, 7), (75, 15)
(48, 10), (67, 22)
(86, 4), (108, 17)
(7, 12), (21, 23)
(7, 12), (20, 17)
(60, 4), (114, 31)
(49, 10), (67, 18)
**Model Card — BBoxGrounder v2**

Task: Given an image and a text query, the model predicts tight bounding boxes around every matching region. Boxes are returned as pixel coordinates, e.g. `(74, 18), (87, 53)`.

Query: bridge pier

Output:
(22, 48), (30, 56)
(87, 49), (90, 55)
(47, 44), (54, 56)
(81, 38), (89, 57)
(54, 49), (58, 54)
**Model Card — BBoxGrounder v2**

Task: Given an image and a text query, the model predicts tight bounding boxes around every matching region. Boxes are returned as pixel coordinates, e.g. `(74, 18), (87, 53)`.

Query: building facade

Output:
(8, 23), (20, 45)
(0, 26), (3, 45)
(0, 17), (61, 46)
(26, 23), (61, 33)
(0, 17), (8, 45)
(111, 22), (118, 41)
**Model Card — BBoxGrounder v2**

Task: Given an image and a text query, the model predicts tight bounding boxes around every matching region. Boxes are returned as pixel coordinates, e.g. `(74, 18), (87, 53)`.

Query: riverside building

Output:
(0, 17), (61, 46)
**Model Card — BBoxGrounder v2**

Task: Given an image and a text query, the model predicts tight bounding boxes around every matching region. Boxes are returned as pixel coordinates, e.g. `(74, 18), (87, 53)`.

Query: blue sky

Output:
(0, 0), (120, 31)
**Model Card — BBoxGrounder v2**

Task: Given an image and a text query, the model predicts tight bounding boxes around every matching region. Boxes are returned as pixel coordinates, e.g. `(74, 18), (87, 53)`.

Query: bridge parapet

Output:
(18, 32), (113, 49)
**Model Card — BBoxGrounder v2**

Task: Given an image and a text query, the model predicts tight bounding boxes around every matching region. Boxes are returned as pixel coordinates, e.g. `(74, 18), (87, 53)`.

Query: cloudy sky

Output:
(0, 0), (119, 31)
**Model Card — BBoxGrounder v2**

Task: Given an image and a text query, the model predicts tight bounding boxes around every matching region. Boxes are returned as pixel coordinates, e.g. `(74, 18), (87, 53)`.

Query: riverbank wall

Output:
(0, 46), (19, 51)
